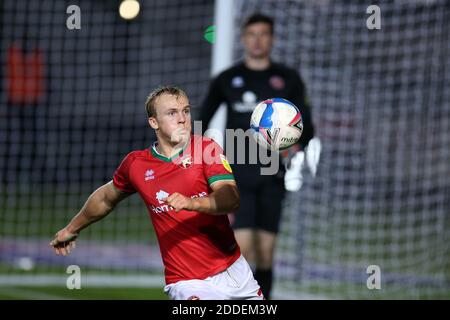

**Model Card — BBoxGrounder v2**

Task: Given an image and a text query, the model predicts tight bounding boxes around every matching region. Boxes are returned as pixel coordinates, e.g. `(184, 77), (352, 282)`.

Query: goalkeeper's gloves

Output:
(283, 137), (322, 192)
(284, 150), (305, 192)
(305, 137), (322, 177)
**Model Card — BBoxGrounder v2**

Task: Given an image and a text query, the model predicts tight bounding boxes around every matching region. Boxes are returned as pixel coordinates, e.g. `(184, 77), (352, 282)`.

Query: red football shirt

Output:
(113, 134), (241, 284)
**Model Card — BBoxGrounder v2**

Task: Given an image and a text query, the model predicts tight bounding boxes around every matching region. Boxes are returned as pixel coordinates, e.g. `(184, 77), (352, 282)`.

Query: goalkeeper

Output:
(199, 13), (321, 299)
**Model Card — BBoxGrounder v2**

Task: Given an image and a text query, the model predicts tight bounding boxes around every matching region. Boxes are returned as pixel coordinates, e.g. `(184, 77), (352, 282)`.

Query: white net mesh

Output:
(235, 0), (449, 299)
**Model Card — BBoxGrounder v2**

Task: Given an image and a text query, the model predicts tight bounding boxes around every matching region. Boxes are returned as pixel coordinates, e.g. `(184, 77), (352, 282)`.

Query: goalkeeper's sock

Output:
(254, 268), (273, 299)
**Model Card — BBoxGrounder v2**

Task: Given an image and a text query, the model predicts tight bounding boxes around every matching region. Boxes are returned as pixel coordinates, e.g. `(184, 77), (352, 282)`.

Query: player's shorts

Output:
(230, 177), (285, 234)
(164, 255), (264, 300)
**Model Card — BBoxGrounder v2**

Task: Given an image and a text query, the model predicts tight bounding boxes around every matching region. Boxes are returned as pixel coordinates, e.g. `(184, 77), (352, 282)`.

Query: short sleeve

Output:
(202, 139), (235, 187)
(113, 152), (137, 193)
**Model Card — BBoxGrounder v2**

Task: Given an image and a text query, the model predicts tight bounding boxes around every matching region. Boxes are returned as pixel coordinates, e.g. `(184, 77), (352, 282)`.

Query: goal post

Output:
(203, 0), (236, 147)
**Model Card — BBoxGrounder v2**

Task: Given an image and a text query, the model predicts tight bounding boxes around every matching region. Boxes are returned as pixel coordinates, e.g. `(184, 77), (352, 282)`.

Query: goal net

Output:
(0, 0), (215, 287)
(1, 0), (448, 299)
(232, 0), (449, 299)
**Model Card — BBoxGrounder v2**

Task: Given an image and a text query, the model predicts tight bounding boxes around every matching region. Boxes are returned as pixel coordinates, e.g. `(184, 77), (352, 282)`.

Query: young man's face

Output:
(149, 93), (192, 145)
(241, 22), (273, 59)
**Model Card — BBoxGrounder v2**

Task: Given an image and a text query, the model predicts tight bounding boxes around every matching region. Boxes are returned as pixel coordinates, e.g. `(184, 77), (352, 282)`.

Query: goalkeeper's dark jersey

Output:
(199, 61), (314, 187)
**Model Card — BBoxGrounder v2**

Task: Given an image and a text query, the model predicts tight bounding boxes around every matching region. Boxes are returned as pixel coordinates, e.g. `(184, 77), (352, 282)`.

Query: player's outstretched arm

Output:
(50, 181), (131, 256)
(164, 180), (239, 215)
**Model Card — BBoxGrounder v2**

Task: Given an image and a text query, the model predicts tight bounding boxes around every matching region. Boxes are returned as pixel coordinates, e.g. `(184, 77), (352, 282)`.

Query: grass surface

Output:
(2, 187), (448, 300)
(0, 286), (168, 300)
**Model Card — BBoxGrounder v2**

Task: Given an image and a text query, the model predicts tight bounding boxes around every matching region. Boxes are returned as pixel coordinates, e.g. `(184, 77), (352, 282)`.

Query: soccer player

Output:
(50, 86), (263, 300)
(199, 13), (320, 299)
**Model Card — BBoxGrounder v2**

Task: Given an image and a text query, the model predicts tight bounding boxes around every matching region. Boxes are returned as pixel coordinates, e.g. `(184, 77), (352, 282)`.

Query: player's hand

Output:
(164, 192), (195, 212)
(50, 228), (78, 256)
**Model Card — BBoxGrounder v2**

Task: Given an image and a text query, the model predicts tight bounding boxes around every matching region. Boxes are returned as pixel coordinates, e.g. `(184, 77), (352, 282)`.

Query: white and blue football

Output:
(250, 98), (303, 151)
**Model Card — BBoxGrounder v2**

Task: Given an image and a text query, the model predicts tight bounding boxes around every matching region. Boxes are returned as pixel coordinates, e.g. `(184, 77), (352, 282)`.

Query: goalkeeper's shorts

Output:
(164, 255), (264, 300)
(229, 179), (285, 234)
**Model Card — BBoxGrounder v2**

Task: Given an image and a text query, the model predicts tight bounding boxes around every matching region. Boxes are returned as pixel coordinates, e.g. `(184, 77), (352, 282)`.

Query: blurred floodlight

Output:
(119, 0), (140, 20)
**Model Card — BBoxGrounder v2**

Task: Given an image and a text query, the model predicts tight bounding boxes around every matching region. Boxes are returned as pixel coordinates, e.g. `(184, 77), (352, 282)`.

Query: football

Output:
(250, 98), (303, 151)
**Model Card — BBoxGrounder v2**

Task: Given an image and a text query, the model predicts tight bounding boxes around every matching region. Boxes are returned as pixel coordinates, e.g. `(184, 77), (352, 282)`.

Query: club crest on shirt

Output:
(175, 154), (193, 169)
(269, 75), (285, 90)
(220, 154), (232, 173)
